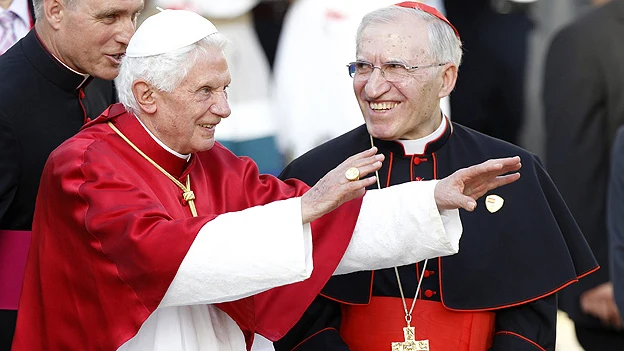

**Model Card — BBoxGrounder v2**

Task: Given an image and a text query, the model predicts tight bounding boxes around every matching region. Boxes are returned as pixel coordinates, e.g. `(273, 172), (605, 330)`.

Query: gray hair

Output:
(33, 0), (75, 21)
(356, 6), (463, 67)
(115, 33), (230, 115)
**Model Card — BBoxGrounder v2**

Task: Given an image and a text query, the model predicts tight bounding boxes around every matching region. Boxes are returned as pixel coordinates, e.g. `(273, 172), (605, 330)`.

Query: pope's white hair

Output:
(115, 33), (230, 115)
(356, 6), (463, 67)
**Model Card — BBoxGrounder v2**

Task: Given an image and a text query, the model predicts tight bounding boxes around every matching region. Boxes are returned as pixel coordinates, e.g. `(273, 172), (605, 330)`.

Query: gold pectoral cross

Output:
(391, 326), (430, 351)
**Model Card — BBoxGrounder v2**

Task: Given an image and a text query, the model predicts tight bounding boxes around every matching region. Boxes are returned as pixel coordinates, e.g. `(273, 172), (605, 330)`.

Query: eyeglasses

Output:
(347, 61), (447, 82)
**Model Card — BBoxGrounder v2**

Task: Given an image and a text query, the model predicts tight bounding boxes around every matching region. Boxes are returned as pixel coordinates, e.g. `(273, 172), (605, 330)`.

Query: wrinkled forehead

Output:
(356, 19), (430, 62)
(187, 48), (231, 85)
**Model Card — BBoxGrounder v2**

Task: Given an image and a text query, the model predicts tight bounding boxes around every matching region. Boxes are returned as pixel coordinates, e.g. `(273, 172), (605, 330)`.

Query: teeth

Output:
(370, 102), (398, 110)
(200, 124), (215, 129)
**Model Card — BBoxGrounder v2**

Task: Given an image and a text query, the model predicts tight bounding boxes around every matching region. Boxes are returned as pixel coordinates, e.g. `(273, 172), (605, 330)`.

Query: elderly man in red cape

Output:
(11, 9), (521, 351)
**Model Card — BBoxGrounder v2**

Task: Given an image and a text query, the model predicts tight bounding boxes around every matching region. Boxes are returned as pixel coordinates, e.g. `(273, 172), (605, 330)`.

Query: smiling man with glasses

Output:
(275, 2), (598, 351)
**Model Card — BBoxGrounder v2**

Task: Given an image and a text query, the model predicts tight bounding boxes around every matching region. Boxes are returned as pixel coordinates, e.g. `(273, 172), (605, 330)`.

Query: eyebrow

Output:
(383, 58), (408, 65)
(94, 5), (144, 19)
(355, 56), (408, 63)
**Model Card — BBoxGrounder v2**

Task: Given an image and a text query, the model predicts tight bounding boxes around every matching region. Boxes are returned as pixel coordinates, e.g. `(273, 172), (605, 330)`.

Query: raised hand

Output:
(434, 156), (522, 211)
(301, 147), (384, 223)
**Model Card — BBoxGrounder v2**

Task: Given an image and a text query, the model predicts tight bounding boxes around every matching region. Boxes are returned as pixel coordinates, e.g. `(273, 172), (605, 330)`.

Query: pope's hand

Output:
(301, 147), (383, 223)
(434, 156), (522, 211)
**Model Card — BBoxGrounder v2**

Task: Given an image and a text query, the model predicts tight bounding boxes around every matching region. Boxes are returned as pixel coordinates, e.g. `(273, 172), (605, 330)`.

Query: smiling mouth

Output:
(199, 124), (216, 130)
(369, 102), (398, 111)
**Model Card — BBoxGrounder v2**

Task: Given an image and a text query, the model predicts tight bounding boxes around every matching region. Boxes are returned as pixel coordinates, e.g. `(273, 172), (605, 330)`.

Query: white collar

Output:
(134, 114), (191, 161)
(396, 115), (447, 155)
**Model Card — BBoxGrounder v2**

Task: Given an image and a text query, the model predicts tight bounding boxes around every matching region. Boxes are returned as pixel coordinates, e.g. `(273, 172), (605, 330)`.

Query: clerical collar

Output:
(134, 114), (191, 161)
(25, 31), (92, 91)
(397, 115), (448, 155)
(54, 60), (90, 89)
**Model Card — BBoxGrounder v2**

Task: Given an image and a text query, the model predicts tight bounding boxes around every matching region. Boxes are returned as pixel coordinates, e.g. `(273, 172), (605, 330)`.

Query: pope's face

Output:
(151, 48), (232, 154)
(55, 0), (144, 80)
(354, 18), (445, 141)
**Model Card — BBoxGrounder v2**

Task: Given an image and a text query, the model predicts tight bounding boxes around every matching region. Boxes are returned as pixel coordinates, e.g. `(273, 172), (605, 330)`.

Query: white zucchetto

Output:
(126, 9), (219, 58)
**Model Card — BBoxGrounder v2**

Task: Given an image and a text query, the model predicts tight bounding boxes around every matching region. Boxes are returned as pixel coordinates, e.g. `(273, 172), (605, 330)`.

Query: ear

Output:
(438, 63), (458, 99)
(132, 80), (158, 114)
(44, 0), (65, 30)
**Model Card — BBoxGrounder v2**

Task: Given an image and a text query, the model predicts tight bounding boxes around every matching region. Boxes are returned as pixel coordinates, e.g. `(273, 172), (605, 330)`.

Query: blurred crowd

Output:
(1, 0), (624, 350)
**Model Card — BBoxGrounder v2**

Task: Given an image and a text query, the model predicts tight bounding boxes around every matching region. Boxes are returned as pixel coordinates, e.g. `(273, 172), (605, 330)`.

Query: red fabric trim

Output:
(78, 88), (88, 124)
(495, 331), (546, 351)
(386, 153), (394, 188)
(577, 265), (600, 279)
(292, 327), (337, 351)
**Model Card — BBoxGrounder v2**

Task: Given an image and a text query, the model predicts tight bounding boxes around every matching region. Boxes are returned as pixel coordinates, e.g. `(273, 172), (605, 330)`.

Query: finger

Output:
(344, 175), (377, 193)
(483, 173), (521, 192)
(460, 157), (521, 179)
(344, 147), (378, 163)
(460, 196), (477, 212)
(445, 193), (477, 212)
(357, 161), (383, 178)
(461, 161), (521, 194)
(489, 156), (521, 170)
(351, 153), (385, 169)
(464, 173), (522, 200)
(496, 160), (522, 175)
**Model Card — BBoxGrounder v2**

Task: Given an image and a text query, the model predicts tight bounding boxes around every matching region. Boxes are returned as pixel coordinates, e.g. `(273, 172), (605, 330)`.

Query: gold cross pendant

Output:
(391, 326), (429, 351)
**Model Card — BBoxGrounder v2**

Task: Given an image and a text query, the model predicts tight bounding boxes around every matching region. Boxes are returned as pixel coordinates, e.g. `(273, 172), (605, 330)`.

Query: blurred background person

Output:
(251, 0), (290, 69)
(443, 0), (536, 145)
(0, 0), (33, 55)
(609, 127), (624, 333)
(155, 0), (284, 175)
(543, 0), (624, 350)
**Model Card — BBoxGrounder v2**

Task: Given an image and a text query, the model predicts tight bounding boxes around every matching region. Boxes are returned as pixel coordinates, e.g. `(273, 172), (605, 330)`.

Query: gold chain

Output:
(370, 134), (427, 326)
(108, 121), (198, 217)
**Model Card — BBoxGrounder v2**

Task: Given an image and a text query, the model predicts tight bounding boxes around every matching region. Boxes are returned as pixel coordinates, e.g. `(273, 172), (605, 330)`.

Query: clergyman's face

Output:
(354, 18), (445, 141)
(56, 0), (144, 80)
(151, 47), (232, 154)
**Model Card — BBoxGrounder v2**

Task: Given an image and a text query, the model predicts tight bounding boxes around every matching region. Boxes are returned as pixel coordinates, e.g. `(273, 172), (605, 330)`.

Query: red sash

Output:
(340, 297), (495, 351)
(0, 230), (31, 310)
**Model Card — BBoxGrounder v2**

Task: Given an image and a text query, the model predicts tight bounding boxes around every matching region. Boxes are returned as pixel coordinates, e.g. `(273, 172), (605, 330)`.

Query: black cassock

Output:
(276, 119), (597, 351)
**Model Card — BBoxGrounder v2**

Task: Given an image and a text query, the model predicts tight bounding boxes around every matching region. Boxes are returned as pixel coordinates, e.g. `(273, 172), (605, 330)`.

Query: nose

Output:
(116, 17), (137, 46)
(210, 91), (231, 118)
(364, 68), (390, 99)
